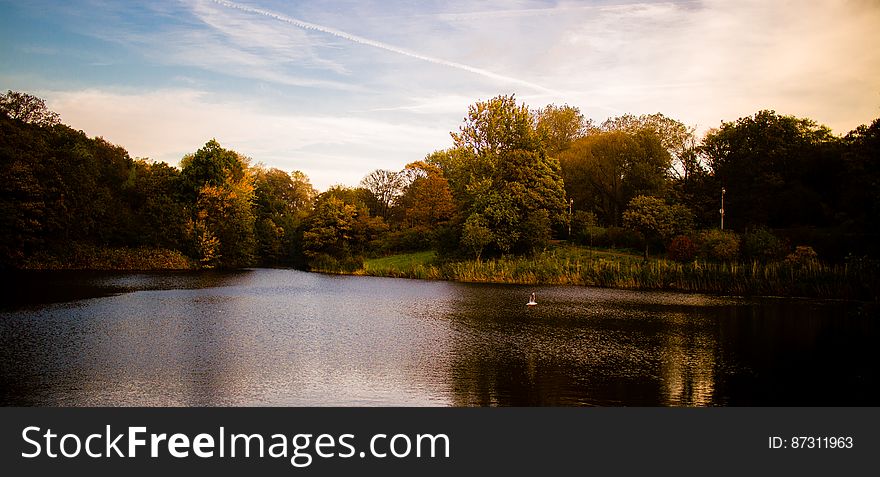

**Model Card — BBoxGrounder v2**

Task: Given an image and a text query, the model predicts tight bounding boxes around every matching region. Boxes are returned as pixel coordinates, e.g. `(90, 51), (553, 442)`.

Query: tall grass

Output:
(359, 248), (879, 301)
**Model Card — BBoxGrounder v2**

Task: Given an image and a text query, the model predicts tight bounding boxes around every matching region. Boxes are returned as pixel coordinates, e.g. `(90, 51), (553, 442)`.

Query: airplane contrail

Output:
(209, 0), (558, 94)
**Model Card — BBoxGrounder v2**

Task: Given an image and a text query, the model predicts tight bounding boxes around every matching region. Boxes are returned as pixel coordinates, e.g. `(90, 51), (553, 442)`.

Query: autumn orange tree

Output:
(180, 140), (256, 268)
(398, 161), (454, 227)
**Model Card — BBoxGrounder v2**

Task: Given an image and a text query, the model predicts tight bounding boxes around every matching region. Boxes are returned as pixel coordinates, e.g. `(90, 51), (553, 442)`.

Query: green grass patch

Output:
(353, 245), (879, 301)
(361, 251), (441, 279)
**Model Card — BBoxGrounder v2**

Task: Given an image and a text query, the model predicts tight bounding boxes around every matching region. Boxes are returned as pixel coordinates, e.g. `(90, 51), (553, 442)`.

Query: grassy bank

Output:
(20, 244), (194, 271)
(359, 246), (879, 301)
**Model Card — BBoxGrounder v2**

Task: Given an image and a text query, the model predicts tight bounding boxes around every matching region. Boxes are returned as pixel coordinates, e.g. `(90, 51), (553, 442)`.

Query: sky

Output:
(1, 0), (879, 190)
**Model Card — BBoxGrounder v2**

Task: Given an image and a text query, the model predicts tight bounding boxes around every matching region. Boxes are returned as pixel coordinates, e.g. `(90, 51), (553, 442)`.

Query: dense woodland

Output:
(1, 90), (878, 272)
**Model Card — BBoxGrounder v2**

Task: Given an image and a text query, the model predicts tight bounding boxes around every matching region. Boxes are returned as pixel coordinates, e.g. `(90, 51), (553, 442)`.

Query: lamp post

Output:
(568, 198), (573, 239)
(720, 187), (726, 230)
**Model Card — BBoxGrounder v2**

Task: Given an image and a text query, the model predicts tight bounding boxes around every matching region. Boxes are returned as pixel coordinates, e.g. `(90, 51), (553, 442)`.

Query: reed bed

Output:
(360, 249), (879, 301)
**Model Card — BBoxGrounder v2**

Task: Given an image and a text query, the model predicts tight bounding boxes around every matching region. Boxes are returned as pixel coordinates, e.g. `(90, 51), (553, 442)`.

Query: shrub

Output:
(307, 253), (363, 273)
(381, 227), (435, 253)
(577, 226), (607, 247)
(786, 245), (818, 265)
(570, 210), (598, 244)
(699, 229), (740, 261)
(667, 235), (698, 262)
(742, 227), (784, 262)
(602, 226), (643, 250)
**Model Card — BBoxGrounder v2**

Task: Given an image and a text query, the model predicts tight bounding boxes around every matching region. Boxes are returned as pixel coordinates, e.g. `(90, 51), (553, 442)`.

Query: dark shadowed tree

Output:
(0, 90), (61, 127)
(0, 110), (157, 266)
(840, 118), (880, 234)
(127, 160), (189, 250)
(700, 110), (838, 229)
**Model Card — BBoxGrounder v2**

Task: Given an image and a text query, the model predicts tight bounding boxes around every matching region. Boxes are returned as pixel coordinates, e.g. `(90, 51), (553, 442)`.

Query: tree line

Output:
(1, 90), (878, 271)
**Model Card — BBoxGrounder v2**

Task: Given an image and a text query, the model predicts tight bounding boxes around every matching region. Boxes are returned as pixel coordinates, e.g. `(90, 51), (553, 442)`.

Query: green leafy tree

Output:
(461, 214), (492, 260)
(559, 130), (671, 227)
(253, 167), (315, 264)
(535, 104), (591, 156)
(438, 95), (567, 256)
(180, 139), (247, 202)
(301, 188), (387, 269)
(425, 147), (481, 209)
(699, 229), (740, 262)
(622, 195), (693, 259)
(602, 112), (694, 177)
(302, 195), (358, 265)
(452, 94), (540, 157)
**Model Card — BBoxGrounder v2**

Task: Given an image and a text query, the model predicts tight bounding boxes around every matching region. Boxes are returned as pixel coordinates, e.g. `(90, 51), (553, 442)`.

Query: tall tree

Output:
(535, 104), (591, 156)
(359, 169), (404, 220)
(253, 167), (316, 264)
(442, 95), (567, 255)
(452, 94), (540, 157)
(839, 118), (880, 233)
(181, 140), (255, 268)
(397, 161), (455, 229)
(700, 110), (838, 229)
(302, 188), (386, 269)
(602, 112), (696, 183)
(127, 160), (189, 250)
(301, 195), (358, 265)
(179, 139), (247, 202)
(559, 130), (671, 226)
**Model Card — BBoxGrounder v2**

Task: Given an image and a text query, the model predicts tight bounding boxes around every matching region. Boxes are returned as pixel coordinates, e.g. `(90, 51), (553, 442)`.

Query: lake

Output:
(1, 268), (877, 406)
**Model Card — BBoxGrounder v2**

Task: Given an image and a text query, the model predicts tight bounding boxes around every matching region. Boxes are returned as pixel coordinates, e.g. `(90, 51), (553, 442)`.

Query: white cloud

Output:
(188, 0), (349, 75)
(206, 0), (558, 94)
(509, 0), (880, 132)
(45, 88), (452, 189)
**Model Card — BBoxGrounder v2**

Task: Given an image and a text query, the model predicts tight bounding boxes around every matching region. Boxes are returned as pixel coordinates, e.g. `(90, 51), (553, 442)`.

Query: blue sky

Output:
(2, 0), (879, 189)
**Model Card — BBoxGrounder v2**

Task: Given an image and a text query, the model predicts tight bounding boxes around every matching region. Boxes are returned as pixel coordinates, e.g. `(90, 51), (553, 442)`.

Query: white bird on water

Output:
(527, 293), (537, 306)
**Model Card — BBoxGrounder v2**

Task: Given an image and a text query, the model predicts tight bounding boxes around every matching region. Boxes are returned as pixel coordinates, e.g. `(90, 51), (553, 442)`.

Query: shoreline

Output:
(6, 246), (879, 302)
(340, 249), (880, 302)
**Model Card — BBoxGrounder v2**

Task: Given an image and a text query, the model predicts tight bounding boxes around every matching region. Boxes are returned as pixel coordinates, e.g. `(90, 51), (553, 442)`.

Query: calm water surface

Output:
(1, 269), (877, 406)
